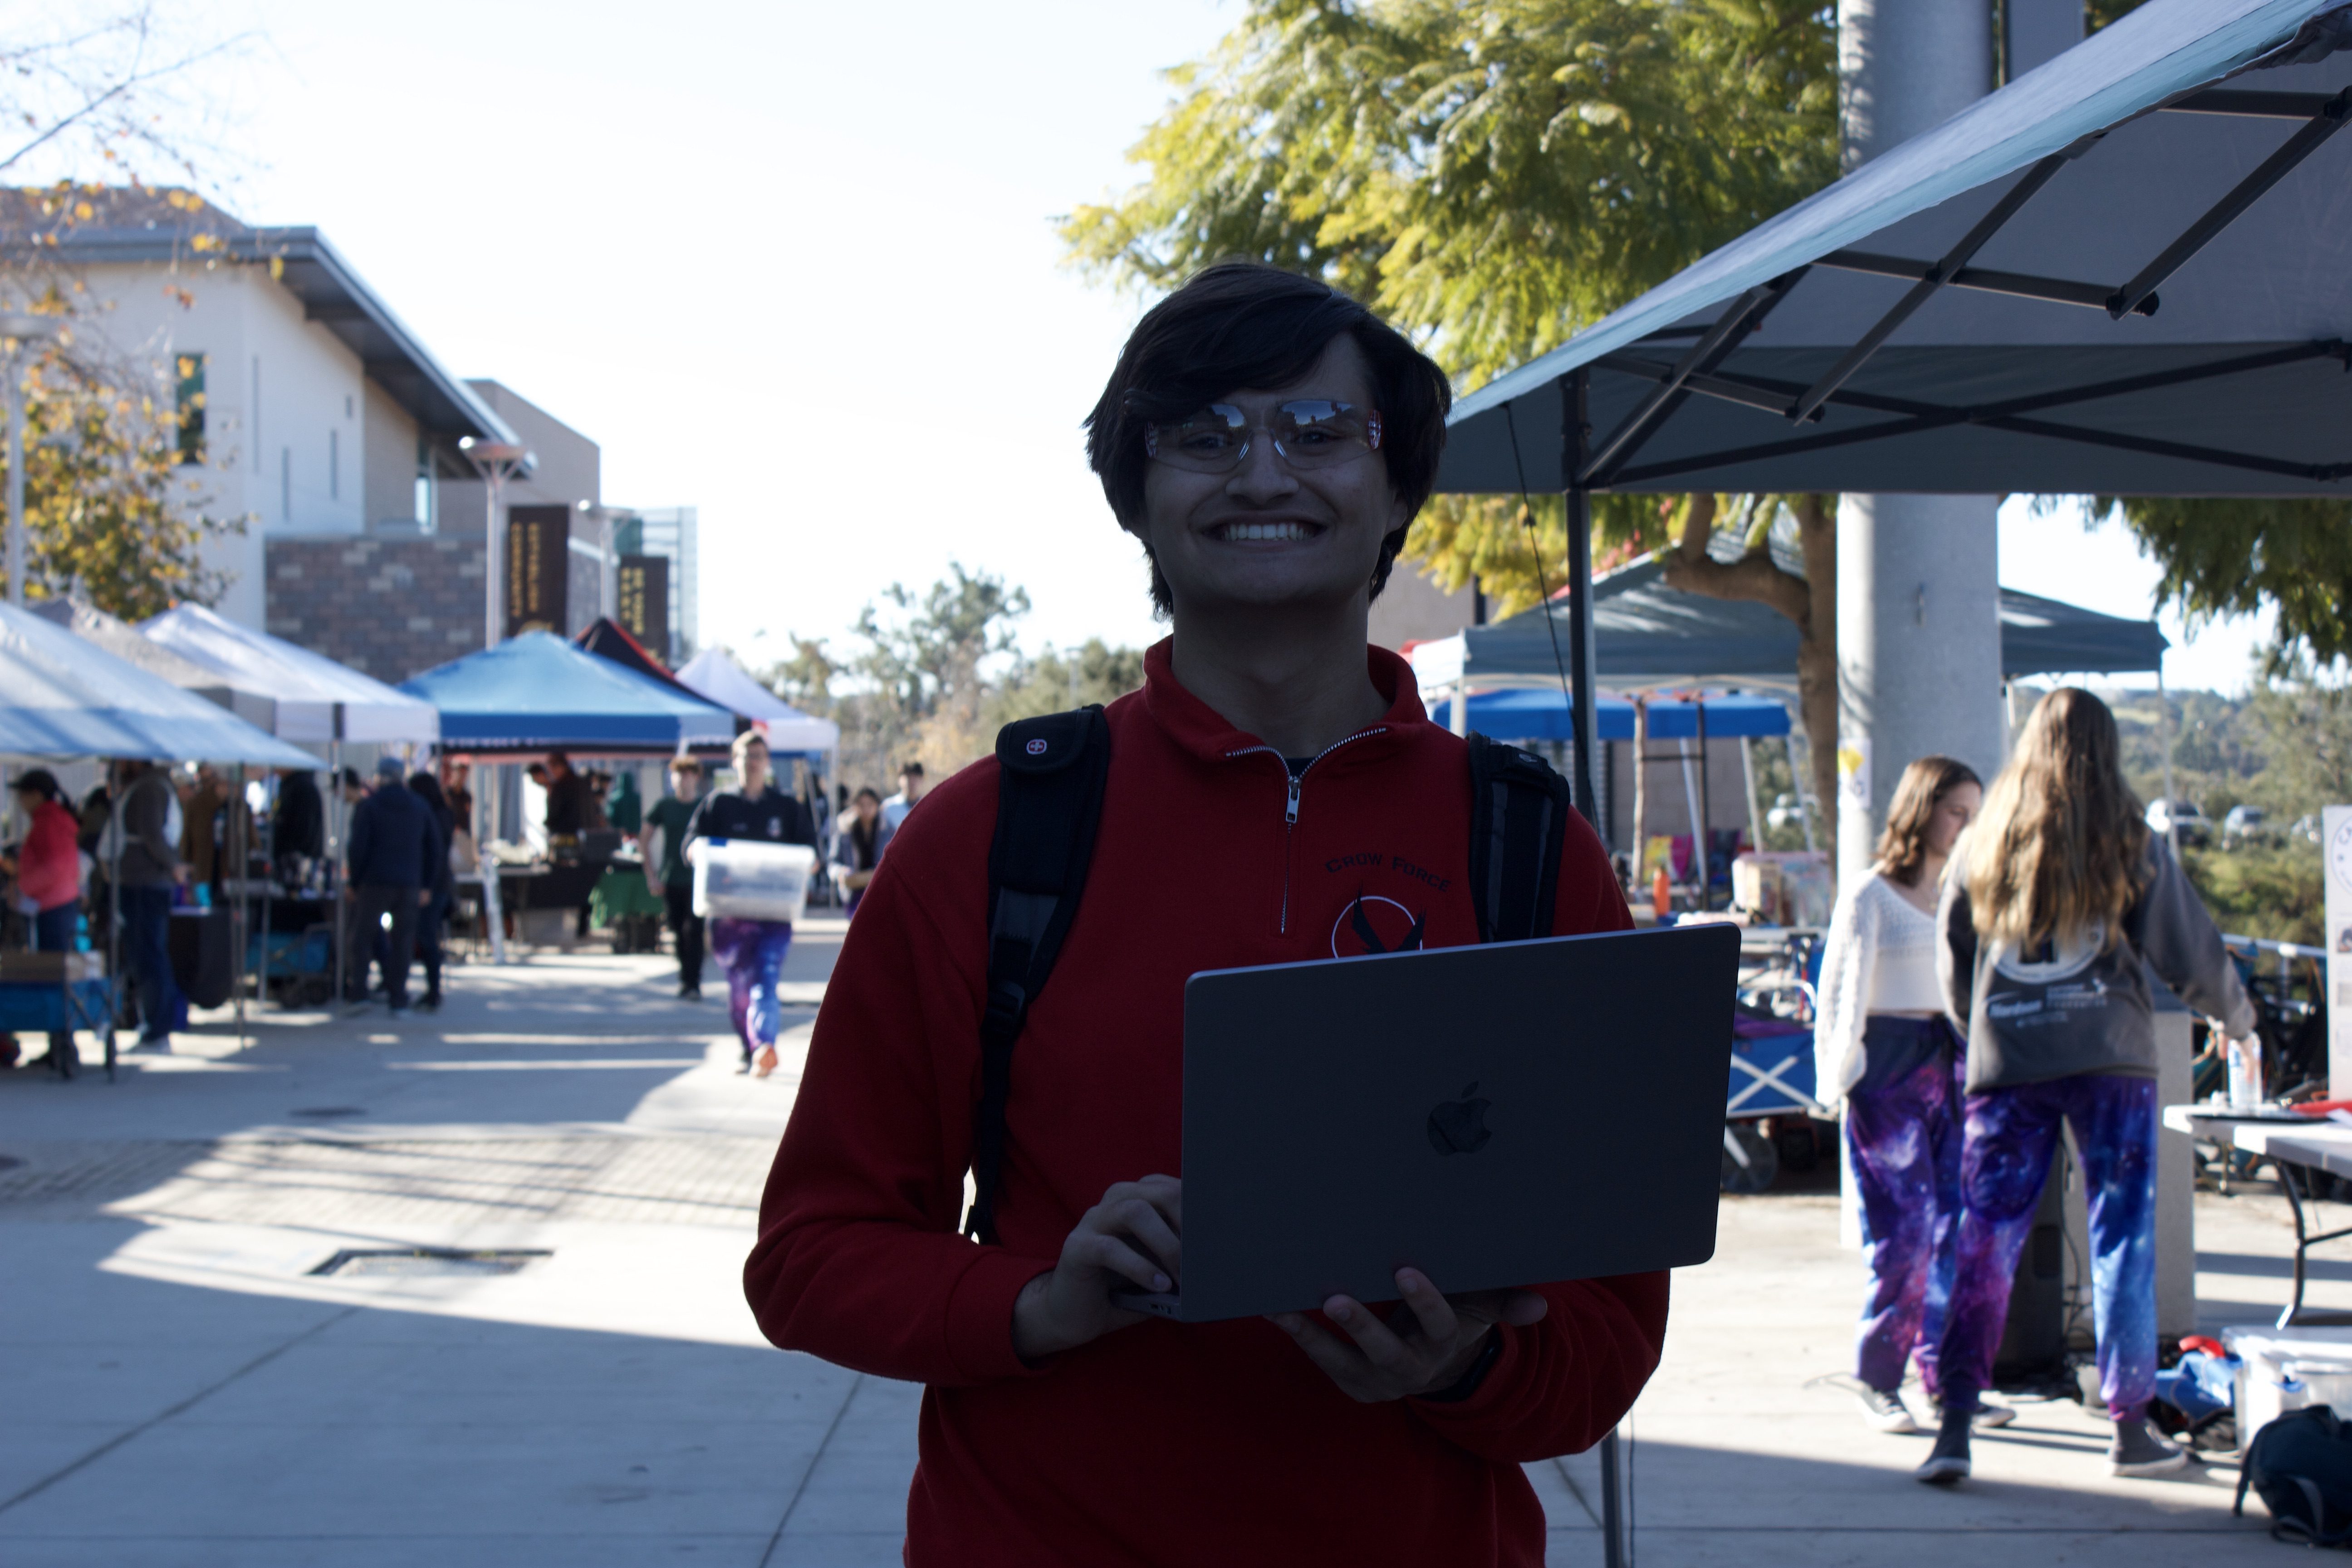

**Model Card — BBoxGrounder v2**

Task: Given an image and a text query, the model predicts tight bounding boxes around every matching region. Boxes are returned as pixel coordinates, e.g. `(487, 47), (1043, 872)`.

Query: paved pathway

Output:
(1, 925), (2338, 1564)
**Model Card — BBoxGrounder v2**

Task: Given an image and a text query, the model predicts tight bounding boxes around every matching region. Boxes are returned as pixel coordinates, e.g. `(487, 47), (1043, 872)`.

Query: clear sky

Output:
(106, 2), (2275, 696)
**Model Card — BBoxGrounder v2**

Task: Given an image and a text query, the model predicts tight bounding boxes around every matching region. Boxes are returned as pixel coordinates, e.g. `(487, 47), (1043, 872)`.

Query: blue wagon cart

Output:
(0, 975), (121, 1081)
(1723, 972), (1827, 1194)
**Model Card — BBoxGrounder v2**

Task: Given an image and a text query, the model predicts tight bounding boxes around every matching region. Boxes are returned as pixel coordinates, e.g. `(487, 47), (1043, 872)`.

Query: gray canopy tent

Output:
(1446, 555), (2169, 691)
(1432, 0), (2352, 820)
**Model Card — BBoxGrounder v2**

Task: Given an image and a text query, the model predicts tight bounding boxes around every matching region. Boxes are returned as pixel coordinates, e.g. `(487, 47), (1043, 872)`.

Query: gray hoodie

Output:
(1938, 832), (2254, 1093)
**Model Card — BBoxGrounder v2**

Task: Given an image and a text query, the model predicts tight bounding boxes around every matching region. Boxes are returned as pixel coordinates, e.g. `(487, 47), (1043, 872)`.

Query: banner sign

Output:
(617, 553), (671, 660)
(505, 505), (571, 637)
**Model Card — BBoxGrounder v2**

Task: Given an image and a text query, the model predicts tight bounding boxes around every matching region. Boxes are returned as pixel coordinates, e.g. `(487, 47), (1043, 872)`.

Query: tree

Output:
(985, 639), (1148, 730)
(2090, 500), (2352, 676)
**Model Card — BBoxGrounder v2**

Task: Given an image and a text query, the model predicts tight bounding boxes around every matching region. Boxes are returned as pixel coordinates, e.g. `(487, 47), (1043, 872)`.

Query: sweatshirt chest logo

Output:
(1334, 894), (1426, 957)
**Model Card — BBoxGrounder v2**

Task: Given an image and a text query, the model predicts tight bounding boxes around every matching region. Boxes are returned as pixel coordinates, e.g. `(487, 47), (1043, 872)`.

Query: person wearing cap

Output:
(344, 756), (441, 1016)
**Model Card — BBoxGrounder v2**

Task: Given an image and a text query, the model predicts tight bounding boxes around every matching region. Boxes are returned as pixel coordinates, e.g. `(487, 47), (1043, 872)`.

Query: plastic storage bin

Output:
(690, 838), (817, 922)
(2225, 1325), (2352, 1450)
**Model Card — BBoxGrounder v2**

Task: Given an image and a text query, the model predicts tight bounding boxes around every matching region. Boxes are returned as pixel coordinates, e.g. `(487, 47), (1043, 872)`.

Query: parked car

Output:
(2222, 804), (2272, 847)
(2146, 799), (2210, 848)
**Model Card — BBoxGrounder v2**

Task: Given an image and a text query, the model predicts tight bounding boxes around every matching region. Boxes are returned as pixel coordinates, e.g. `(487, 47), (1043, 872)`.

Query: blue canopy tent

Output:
(1463, 687), (1792, 743)
(400, 632), (735, 756)
(1429, 0), (2352, 822)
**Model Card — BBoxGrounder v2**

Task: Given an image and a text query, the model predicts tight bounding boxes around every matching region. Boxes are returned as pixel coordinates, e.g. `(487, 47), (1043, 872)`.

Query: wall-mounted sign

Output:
(616, 553), (671, 660)
(505, 505), (570, 637)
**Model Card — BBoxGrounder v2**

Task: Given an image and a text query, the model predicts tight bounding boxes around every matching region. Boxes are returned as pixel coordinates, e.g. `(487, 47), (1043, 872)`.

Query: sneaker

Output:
(2108, 1418), (2191, 1477)
(1915, 1412), (1971, 1485)
(419, 994), (442, 1013)
(1857, 1386), (1919, 1434)
(1928, 1396), (2017, 1429)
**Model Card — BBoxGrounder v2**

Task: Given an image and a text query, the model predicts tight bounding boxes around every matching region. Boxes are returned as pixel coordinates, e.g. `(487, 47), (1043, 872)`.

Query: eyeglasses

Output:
(1143, 400), (1383, 474)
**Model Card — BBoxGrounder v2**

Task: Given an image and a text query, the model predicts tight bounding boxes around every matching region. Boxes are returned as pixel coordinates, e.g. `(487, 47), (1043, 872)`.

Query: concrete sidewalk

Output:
(0, 931), (2337, 1564)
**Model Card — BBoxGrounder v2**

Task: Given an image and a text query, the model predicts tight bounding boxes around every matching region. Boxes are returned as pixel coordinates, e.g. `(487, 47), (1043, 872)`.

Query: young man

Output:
(642, 756), (708, 999)
(344, 756), (441, 1016)
(745, 262), (1664, 1564)
(879, 759), (925, 831)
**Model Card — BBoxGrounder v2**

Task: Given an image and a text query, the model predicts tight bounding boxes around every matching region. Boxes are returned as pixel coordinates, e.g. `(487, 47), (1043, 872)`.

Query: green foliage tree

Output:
(985, 639), (1148, 730)
(2090, 500), (2352, 675)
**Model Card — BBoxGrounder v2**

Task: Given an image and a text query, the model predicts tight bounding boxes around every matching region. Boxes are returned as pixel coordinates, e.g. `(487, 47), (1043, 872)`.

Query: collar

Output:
(1137, 635), (1436, 764)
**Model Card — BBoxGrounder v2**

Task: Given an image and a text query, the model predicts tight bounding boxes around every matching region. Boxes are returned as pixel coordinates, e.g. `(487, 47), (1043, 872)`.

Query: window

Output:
(329, 428), (339, 500)
(174, 354), (205, 466)
(413, 436), (436, 533)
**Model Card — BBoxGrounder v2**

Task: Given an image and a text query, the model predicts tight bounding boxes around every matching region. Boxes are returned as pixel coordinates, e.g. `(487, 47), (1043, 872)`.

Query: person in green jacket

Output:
(642, 757), (705, 999)
(606, 769), (642, 837)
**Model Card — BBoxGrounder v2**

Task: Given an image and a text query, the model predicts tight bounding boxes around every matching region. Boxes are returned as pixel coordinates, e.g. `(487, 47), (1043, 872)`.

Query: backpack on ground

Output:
(962, 712), (1576, 1244)
(2238, 1405), (2352, 1547)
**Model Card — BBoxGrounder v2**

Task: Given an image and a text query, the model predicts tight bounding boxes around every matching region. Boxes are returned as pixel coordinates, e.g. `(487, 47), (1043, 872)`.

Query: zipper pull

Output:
(1284, 774), (1300, 826)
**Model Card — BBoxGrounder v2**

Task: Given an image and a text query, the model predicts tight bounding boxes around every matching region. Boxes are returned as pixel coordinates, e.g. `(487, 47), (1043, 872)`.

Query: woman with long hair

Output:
(1815, 755), (1984, 1435)
(407, 771), (458, 1012)
(1918, 689), (2255, 1485)
(828, 786), (893, 916)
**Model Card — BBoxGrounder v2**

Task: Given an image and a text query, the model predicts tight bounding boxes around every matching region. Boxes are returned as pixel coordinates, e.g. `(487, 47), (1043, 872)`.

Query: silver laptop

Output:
(1113, 922), (1739, 1323)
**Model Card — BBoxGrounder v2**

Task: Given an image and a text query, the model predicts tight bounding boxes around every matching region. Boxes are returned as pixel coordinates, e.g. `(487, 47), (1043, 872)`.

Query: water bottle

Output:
(2226, 1034), (2265, 1111)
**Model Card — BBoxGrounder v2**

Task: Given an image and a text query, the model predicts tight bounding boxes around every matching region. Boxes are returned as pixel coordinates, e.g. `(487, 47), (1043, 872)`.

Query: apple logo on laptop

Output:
(1427, 1083), (1492, 1155)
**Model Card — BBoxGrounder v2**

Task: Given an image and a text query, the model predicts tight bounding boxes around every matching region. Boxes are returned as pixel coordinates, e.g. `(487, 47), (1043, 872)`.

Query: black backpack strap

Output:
(964, 706), (1112, 1245)
(1466, 733), (1573, 944)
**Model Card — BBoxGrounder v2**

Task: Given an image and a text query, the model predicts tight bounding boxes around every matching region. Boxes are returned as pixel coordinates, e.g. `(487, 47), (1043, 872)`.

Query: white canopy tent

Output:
(139, 603), (440, 745)
(674, 647), (840, 755)
(0, 601), (315, 768)
(27, 599), (278, 733)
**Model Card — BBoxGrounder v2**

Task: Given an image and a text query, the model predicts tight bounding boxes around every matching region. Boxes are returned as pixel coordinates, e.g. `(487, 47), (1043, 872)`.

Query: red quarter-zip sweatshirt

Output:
(746, 640), (1666, 1566)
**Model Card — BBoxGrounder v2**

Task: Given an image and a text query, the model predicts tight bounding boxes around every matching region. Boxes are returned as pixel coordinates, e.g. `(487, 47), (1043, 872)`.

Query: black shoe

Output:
(1915, 1410), (1971, 1485)
(419, 994), (442, 1013)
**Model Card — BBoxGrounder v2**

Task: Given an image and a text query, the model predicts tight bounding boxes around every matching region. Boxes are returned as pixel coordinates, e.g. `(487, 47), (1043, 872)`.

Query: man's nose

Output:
(1222, 430), (1298, 503)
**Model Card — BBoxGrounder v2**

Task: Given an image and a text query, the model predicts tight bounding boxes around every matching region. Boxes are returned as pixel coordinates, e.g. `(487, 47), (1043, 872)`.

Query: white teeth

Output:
(1222, 521), (1311, 542)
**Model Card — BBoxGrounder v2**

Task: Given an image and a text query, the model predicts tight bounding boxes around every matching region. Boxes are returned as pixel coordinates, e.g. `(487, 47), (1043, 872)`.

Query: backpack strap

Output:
(964, 706), (1112, 1245)
(1466, 733), (1574, 943)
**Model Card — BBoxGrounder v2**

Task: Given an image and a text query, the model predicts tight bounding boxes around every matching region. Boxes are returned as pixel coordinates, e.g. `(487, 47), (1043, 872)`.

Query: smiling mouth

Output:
(1209, 520), (1324, 543)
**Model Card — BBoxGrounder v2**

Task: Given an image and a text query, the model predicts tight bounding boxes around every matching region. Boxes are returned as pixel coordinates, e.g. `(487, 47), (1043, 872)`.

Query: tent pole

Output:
(1740, 735), (1764, 856)
(482, 760), (507, 964)
(1631, 698), (1649, 897)
(1563, 368), (1599, 825)
(1678, 735), (1705, 906)
(330, 737), (345, 1009)
(230, 763), (247, 1050)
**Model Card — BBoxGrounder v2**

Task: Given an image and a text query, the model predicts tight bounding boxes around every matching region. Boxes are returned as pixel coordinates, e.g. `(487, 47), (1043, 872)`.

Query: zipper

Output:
(1225, 725), (1387, 934)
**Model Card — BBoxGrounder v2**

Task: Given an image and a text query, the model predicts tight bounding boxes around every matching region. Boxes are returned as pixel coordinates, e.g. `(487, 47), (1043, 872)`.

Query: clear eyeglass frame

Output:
(1142, 400), (1384, 474)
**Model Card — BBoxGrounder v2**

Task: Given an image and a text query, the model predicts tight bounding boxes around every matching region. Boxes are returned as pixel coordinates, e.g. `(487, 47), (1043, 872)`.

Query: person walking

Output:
(827, 787), (893, 916)
(685, 731), (816, 1076)
(407, 771), (458, 1012)
(6, 769), (85, 1074)
(642, 756), (708, 999)
(108, 761), (185, 1050)
(1814, 755), (1985, 1435)
(1918, 689), (2258, 1485)
(344, 757), (441, 1016)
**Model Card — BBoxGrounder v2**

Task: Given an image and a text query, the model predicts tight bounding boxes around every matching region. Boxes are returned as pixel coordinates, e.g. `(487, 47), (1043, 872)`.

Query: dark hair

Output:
(898, 760), (925, 779)
(1873, 755), (1981, 888)
(408, 772), (451, 815)
(337, 766), (366, 791)
(853, 786), (882, 804)
(547, 750), (571, 770)
(14, 767), (60, 801)
(1084, 260), (1453, 615)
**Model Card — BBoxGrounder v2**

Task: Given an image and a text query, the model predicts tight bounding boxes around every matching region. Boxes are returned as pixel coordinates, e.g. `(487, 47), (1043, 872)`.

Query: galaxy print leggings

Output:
(708, 916), (793, 1060)
(1938, 1073), (2158, 1422)
(1844, 1043), (1963, 1398)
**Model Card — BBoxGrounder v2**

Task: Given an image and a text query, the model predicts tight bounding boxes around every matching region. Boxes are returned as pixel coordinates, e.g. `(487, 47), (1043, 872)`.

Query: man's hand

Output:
(1009, 1175), (1181, 1361)
(1270, 1268), (1548, 1403)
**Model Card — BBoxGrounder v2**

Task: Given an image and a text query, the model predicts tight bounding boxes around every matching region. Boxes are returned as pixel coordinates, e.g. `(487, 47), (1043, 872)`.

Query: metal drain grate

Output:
(310, 1247), (551, 1277)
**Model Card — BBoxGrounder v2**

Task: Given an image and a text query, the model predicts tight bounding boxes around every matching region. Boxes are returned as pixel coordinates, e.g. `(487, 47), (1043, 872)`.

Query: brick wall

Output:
(265, 534), (487, 684)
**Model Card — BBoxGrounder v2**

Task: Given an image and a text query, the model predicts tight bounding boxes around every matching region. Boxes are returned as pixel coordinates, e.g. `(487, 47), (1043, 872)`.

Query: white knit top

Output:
(1813, 871), (1945, 1107)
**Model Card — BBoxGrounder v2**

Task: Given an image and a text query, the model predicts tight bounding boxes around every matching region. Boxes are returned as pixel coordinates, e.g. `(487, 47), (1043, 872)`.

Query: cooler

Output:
(2225, 1324), (2352, 1449)
(690, 838), (817, 922)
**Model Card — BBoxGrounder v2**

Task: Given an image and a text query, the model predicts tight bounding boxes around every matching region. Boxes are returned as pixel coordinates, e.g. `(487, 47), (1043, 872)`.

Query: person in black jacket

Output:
(344, 757), (441, 1014)
(408, 771), (459, 1012)
(685, 731), (818, 1076)
(274, 769), (325, 889)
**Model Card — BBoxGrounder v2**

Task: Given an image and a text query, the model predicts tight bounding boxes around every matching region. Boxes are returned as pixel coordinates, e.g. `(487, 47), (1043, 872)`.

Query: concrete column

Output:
(1835, 500), (2006, 882)
(1836, 0), (2003, 885)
